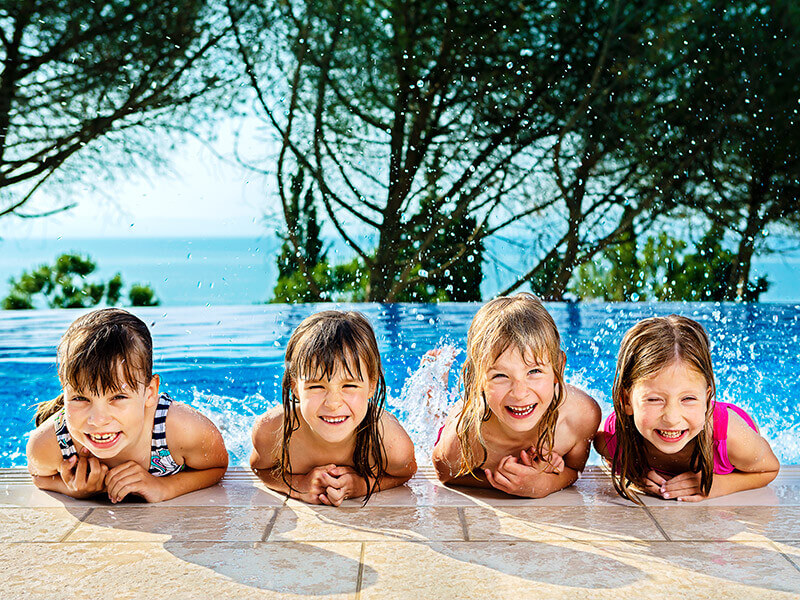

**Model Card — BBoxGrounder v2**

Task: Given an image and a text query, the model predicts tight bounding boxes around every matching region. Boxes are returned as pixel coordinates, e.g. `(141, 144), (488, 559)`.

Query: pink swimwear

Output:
(602, 401), (759, 475)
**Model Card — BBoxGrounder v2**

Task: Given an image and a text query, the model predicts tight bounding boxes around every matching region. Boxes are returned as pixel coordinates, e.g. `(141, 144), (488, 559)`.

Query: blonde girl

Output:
(250, 310), (416, 505)
(27, 309), (228, 502)
(432, 293), (600, 498)
(594, 315), (779, 502)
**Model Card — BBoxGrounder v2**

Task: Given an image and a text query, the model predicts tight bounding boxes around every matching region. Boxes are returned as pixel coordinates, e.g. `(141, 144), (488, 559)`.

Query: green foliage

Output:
(128, 284), (160, 307)
(571, 226), (770, 302)
(2, 254), (160, 310)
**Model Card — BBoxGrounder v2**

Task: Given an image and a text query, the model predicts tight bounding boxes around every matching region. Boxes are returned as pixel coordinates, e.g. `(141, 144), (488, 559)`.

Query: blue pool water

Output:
(1, 302), (799, 467)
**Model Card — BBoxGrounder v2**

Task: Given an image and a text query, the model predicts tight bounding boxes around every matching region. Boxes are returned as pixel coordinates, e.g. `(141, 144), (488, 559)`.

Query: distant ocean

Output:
(0, 236), (798, 306)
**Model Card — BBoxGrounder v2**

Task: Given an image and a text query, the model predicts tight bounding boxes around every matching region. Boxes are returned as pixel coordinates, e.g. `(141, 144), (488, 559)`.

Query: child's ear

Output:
(369, 379), (377, 399)
(622, 392), (634, 416)
(145, 374), (160, 407)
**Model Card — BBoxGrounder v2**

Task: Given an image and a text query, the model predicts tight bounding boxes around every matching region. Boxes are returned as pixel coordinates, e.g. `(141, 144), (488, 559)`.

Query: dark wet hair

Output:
(610, 315), (715, 503)
(278, 310), (387, 503)
(35, 309), (153, 426)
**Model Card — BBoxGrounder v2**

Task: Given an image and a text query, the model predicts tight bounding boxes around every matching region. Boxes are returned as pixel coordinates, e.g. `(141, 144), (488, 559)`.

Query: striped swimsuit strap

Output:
(52, 393), (184, 476)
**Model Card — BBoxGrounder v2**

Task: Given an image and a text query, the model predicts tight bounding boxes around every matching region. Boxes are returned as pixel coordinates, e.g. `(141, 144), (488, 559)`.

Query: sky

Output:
(0, 121), (272, 240)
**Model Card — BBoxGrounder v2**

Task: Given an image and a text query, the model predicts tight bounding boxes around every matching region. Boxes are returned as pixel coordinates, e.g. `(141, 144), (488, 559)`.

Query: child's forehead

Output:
(490, 344), (551, 367)
(298, 355), (368, 381)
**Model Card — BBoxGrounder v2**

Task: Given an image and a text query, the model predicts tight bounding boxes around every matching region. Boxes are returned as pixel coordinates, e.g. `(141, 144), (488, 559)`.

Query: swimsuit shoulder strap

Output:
(149, 393), (184, 476)
(53, 408), (77, 459)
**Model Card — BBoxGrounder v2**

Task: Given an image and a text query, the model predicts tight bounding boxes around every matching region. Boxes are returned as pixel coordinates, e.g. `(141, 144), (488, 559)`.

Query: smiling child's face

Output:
(483, 345), (560, 434)
(294, 360), (375, 445)
(63, 364), (158, 459)
(625, 359), (710, 455)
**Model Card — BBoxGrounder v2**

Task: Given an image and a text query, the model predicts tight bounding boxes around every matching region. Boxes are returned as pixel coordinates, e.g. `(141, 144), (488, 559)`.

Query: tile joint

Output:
(261, 508), (281, 542)
(457, 507), (470, 541)
(642, 506), (672, 541)
(355, 542), (366, 600)
(58, 507), (94, 542)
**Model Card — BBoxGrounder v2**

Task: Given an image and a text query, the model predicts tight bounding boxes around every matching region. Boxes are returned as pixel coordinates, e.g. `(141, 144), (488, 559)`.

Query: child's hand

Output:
(520, 448), (564, 474)
(659, 471), (705, 502)
(292, 465), (340, 504)
(319, 466), (367, 506)
(643, 470), (669, 497)
(106, 461), (167, 503)
(58, 448), (108, 498)
(485, 455), (544, 497)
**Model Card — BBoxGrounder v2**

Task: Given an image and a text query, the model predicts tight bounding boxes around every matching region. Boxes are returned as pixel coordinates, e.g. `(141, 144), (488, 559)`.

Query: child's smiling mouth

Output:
(319, 416), (349, 425)
(506, 403), (537, 419)
(85, 432), (121, 447)
(655, 429), (687, 442)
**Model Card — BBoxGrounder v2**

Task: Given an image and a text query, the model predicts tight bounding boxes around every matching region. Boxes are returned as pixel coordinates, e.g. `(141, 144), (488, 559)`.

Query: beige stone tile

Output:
(0, 541), (361, 599)
(271, 505), (465, 541)
(0, 484), (104, 508)
(0, 508), (87, 542)
(776, 542), (800, 571)
(359, 541), (800, 599)
(157, 480), (286, 507)
(648, 506), (800, 542)
(463, 506), (665, 541)
(66, 507), (276, 542)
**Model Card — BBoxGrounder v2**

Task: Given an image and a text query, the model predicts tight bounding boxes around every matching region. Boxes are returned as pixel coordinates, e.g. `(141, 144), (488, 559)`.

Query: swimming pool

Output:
(2, 302), (799, 467)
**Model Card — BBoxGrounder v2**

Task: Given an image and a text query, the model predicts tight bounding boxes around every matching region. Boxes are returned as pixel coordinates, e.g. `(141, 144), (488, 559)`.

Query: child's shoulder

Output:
(26, 414), (63, 475)
(164, 400), (224, 456)
(251, 405), (285, 444)
(562, 384), (602, 433)
(378, 410), (417, 473)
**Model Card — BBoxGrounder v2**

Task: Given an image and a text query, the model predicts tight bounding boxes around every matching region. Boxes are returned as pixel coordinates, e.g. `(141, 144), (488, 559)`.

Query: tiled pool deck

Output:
(2, 466), (799, 599)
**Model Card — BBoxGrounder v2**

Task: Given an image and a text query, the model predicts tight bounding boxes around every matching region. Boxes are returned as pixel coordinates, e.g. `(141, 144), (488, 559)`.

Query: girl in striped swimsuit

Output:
(26, 309), (228, 503)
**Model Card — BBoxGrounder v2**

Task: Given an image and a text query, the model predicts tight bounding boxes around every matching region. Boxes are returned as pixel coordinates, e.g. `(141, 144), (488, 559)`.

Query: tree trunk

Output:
(728, 175), (767, 301)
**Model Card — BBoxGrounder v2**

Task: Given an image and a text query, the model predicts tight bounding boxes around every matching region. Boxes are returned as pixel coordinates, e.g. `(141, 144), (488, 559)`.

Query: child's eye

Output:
(491, 373), (507, 380)
(343, 384), (359, 389)
(528, 368), (542, 375)
(645, 397), (663, 403)
(69, 396), (89, 403)
(681, 396), (698, 403)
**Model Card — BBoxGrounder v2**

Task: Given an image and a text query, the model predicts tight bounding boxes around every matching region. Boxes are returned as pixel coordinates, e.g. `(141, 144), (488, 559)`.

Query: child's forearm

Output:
(709, 469), (779, 498)
(31, 474), (101, 499)
(158, 467), (227, 502)
(527, 466), (580, 498)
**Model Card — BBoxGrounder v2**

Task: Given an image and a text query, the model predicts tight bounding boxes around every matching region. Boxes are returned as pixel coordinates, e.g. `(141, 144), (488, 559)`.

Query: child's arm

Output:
(249, 408), (337, 504)
(26, 419), (109, 499)
(662, 411), (780, 501)
(485, 387), (601, 498)
(320, 412), (417, 506)
(105, 403), (229, 503)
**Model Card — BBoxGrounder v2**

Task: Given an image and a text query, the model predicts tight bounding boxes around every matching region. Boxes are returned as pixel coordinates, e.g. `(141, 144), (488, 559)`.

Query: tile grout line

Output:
(58, 507), (93, 542)
(261, 508), (281, 542)
(769, 541), (800, 574)
(641, 506), (672, 541)
(457, 507), (470, 541)
(354, 542), (366, 600)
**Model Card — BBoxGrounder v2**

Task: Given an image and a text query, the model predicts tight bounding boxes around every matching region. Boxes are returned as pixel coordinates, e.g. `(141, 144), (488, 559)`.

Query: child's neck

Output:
(483, 414), (544, 449)
(644, 438), (697, 473)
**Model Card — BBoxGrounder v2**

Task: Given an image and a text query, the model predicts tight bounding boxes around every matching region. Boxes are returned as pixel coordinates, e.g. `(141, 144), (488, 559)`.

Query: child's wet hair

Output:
(35, 309), (153, 426)
(278, 310), (387, 503)
(609, 315), (716, 502)
(456, 293), (565, 477)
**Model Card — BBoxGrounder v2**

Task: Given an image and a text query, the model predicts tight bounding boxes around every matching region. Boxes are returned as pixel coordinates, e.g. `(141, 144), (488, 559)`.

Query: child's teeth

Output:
(321, 416), (347, 424)
(659, 430), (682, 438)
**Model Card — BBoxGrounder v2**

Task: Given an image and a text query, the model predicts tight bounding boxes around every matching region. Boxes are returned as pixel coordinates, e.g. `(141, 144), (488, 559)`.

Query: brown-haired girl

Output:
(26, 308), (228, 502)
(250, 310), (416, 505)
(594, 315), (779, 502)
(432, 293), (600, 498)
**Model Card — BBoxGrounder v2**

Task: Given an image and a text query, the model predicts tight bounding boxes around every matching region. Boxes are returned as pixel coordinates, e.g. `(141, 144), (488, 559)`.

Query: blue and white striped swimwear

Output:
(53, 393), (184, 476)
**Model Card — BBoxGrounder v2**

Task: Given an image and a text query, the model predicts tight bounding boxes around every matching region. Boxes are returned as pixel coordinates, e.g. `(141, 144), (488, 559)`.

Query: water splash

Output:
(399, 343), (462, 458)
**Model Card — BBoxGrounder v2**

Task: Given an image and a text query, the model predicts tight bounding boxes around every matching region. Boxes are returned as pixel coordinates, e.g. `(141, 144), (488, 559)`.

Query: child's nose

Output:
(662, 404), (682, 425)
(87, 406), (112, 427)
(323, 392), (343, 409)
(511, 379), (528, 399)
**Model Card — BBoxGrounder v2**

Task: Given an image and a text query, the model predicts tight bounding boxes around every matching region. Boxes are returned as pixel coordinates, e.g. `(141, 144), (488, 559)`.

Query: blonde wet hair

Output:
(35, 309), (153, 426)
(278, 310), (387, 503)
(455, 293), (565, 477)
(610, 315), (716, 502)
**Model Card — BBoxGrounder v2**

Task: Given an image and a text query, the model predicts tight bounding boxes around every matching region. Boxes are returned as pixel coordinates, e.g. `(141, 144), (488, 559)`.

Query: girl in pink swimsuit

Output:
(594, 315), (780, 503)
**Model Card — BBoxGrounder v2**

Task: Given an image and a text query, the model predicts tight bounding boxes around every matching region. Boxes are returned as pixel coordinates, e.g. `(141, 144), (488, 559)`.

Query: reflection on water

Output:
(1, 302), (799, 466)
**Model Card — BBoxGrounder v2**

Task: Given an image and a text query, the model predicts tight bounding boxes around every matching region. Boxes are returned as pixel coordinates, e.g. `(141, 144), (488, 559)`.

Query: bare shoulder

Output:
(252, 405), (284, 446)
(250, 405), (284, 469)
(26, 416), (63, 476)
(379, 411), (415, 470)
(164, 401), (227, 467)
(561, 384), (601, 437)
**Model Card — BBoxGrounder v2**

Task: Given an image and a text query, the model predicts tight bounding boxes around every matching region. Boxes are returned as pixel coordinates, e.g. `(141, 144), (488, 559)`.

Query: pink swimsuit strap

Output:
(603, 401), (759, 475)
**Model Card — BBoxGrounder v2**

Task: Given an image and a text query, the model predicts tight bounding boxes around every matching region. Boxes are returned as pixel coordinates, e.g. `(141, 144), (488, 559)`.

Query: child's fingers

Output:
(73, 455), (88, 486)
(487, 468), (514, 492)
(676, 494), (705, 503)
(645, 470), (667, 487)
(318, 494), (331, 505)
